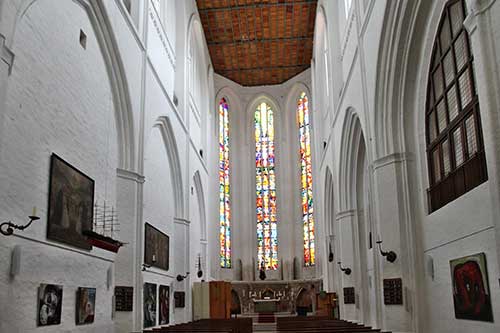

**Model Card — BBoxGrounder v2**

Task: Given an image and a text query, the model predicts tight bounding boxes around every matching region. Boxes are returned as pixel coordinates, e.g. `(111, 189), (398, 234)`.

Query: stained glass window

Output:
(219, 98), (231, 268)
(255, 101), (278, 270)
(298, 92), (315, 266)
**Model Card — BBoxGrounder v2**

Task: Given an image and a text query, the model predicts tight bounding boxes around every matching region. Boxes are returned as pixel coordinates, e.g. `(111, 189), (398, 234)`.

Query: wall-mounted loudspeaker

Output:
(426, 255), (434, 281)
(10, 245), (21, 278)
(107, 265), (113, 290)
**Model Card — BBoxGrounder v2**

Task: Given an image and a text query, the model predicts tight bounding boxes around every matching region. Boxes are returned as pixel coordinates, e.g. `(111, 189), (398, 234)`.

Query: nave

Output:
(1, 0), (500, 332)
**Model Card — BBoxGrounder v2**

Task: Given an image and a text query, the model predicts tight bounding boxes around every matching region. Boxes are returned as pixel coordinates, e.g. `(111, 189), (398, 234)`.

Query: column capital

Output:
(174, 217), (190, 226)
(116, 168), (145, 183)
(372, 152), (413, 171)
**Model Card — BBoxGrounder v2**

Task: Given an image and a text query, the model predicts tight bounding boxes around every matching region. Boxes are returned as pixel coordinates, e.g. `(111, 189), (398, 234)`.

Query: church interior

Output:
(1, 0), (500, 332)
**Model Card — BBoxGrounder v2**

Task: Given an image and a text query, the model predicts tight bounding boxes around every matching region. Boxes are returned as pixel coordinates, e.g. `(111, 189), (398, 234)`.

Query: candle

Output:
(32, 206), (37, 217)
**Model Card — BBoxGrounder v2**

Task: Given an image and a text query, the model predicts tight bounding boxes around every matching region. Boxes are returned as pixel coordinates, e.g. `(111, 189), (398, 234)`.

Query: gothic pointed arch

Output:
(248, 93), (281, 271)
(10, 0), (135, 171)
(154, 116), (185, 218)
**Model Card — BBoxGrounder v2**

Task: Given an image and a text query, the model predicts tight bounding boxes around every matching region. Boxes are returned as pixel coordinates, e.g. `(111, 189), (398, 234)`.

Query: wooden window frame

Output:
(425, 0), (488, 213)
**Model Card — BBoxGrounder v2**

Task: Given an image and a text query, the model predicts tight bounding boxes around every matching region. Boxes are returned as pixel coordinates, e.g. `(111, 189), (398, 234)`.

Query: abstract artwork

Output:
(47, 153), (94, 250)
(143, 283), (157, 328)
(297, 92), (315, 266)
(218, 98), (231, 268)
(450, 252), (493, 322)
(37, 283), (63, 326)
(255, 101), (278, 270)
(159, 285), (170, 325)
(144, 223), (169, 271)
(76, 287), (96, 325)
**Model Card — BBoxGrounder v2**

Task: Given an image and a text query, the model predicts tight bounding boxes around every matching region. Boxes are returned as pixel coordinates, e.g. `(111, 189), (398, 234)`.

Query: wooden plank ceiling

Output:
(197, 0), (317, 86)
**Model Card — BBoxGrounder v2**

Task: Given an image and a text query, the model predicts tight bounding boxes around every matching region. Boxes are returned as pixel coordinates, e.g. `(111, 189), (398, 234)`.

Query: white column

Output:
(114, 169), (145, 332)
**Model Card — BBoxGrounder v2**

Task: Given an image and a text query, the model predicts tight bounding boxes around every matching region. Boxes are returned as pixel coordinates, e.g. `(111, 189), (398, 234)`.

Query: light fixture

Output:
(337, 262), (351, 275)
(328, 242), (334, 262)
(176, 272), (190, 282)
(376, 240), (397, 263)
(197, 254), (203, 278)
(1, 207), (40, 236)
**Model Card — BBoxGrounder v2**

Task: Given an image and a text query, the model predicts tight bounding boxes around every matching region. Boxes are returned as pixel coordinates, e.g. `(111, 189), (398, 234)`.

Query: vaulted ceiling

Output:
(196, 0), (317, 86)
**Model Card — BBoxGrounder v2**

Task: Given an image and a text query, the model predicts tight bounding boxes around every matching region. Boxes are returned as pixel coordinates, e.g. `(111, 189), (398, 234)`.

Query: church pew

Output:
(145, 318), (252, 333)
(276, 317), (384, 333)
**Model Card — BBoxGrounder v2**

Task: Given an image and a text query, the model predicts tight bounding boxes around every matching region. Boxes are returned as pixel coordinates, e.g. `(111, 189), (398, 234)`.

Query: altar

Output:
(230, 279), (322, 315)
(253, 298), (279, 313)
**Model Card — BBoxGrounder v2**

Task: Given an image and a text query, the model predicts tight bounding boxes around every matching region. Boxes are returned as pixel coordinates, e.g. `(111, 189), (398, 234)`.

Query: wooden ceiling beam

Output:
(207, 35), (311, 45)
(197, 1), (316, 13)
(218, 64), (309, 72)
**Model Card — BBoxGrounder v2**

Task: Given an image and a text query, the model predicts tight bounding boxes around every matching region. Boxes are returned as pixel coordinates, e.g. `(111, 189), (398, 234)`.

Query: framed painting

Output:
(144, 283), (157, 328)
(76, 287), (96, 325)
(159, 285), (170, 325)
(144, 223), (169, 271)
(450, 252), (494, 322)
(37, 284), (63, 326)
(47, 154), (94, 250)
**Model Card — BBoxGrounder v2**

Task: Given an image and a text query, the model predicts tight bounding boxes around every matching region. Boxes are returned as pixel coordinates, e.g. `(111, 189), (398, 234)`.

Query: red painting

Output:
(450, 253), (493, 322)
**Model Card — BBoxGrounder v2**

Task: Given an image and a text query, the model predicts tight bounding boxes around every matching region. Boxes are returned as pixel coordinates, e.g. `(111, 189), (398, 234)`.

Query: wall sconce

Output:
(337, 262), (351, 275)
(176, 272), (190, 282)
(376, 240), (397, 263)
(1, 207), (40, 236)
(197, 254), (203, 278)
(328, 242), (334, 263)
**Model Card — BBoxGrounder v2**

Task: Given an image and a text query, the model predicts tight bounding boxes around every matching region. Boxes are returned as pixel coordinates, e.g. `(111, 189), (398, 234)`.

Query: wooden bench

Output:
(276, 317), (387, 333)
(145, 318), (252, 333)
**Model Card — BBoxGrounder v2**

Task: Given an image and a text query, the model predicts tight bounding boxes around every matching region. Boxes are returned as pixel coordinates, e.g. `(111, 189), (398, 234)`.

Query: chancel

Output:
(1, 0), (500, 332)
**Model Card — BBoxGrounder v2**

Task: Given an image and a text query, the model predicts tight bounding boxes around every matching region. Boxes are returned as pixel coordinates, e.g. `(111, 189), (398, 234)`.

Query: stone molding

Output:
(372, 152), (413, 171)
(336, 209), (356, 221)
(116, 168), (145, 183)
(0, 34), (14, 74)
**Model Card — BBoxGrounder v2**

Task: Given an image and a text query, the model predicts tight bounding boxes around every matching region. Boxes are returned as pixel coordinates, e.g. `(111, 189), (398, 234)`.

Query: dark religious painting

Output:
(144, 223), (169, 271)
(47, 154), (94, 250)
(159, 285), (170, 325)
(37, 284), (63, 326)
(450, 253), (494, 322)
(143, 283), (157, 328)
(76, 287), (96, 325)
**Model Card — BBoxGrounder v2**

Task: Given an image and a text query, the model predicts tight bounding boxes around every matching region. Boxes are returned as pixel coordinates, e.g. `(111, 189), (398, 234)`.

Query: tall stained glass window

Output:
(298, 92), (315, 266)
(219, 98), (231, 268)
(255, 101), (278, 270)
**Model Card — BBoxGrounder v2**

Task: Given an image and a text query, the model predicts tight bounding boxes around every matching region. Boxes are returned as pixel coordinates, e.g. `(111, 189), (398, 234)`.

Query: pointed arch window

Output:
(255, 101), (278, 270)
(298, 92), (315, 266)
(219, 98), (231, 268)
(426, 0), (487, 212)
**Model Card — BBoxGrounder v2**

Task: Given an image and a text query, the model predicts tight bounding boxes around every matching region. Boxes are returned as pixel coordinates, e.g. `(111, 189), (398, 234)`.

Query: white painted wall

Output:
(0, 0), (214, 332)
(314, 0), (500, 332)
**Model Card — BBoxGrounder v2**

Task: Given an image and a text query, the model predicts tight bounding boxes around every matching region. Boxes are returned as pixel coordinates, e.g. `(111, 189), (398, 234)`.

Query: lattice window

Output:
(426, 0), (487, 212)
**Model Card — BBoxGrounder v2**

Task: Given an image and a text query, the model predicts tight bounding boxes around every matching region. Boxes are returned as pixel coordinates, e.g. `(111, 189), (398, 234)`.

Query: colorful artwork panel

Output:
(159, 285), (170, 325)
(47, 153), (94, 250)
(76, 287), (96, 325)
(143, 283), (157, 328)
(37, 284), (63, 326)
(450, 253), (493, 322)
